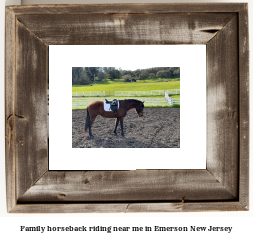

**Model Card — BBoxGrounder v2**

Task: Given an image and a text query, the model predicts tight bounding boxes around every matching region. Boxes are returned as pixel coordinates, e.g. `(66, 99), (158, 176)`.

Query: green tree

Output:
(171, 67), (180, 77)
(108, 69), (121, 79)
(97, 71), (106, 81)
(149, 73), (156, 78)
(85, 67), (99, 81)
(134, 69), (141, 78)
(122, 74), (131, 82)
(139, 70), (149, 80)
(72, 67), (83, 84)
(156, 70), (171, 78)
(103, 67), (109, 73)
(78, 71), (90, 85)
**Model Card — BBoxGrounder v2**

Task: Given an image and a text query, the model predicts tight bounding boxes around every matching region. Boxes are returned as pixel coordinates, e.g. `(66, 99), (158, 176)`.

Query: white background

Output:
(0, 0), (252, 237)
(49, 45), (206, 170)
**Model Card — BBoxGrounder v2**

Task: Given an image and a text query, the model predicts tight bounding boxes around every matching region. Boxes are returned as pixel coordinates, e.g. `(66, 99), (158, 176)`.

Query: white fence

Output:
(114, 89), (179, 97)
(72, 91), (106, 97)
(72, 97), (180, 109)
(165, 92), (180, 105)
(72, 89), (180, 97)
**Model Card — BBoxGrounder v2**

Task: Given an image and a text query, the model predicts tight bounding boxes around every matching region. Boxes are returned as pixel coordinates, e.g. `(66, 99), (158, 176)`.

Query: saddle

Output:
(105, 99), (119, 117)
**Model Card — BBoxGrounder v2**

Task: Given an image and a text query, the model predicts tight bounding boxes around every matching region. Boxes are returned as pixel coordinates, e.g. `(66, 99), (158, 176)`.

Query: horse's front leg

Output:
(114, 118), (119, 135)
(120, 117), (125, 137)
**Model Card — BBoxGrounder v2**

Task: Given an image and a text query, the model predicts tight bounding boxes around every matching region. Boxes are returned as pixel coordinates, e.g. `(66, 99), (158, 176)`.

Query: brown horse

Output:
(84, 99), (144, 137)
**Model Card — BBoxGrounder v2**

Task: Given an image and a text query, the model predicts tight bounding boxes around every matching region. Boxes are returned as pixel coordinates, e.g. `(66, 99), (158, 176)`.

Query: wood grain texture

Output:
(7, 3), (246, 15)
(206, 16), (239, 198)
(10, 202), (247, 213)
(15, 20), (48, 200)
(18, 170), (236, 203)
(238, 4), (249, 208)
(5, 3), (249, 213)
(5, 7), (17, 212)
(16, 13), (236, 45)
(126, 202), (248, 213)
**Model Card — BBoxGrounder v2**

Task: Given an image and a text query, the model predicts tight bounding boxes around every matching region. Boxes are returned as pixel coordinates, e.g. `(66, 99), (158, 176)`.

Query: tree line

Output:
(72, 67), (180, 85)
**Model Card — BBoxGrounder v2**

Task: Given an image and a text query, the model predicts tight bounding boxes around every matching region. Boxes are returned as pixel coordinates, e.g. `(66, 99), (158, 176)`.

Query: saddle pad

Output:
(104, 101), (119, 112)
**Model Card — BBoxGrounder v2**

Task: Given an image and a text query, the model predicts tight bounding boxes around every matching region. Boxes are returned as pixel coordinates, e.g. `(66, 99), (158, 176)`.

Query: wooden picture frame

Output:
(5, 3), (249, 213)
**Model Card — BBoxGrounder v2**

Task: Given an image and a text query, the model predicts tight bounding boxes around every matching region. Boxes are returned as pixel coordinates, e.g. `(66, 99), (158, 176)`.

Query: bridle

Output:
(136, 103), (143, 115)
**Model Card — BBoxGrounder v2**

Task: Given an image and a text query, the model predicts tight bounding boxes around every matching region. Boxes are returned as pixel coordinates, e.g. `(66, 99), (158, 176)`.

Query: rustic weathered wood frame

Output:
(5, 4), (249, 213)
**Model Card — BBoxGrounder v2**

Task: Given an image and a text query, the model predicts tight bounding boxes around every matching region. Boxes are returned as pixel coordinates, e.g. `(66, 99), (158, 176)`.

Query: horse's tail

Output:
(84, 108), (90, 133)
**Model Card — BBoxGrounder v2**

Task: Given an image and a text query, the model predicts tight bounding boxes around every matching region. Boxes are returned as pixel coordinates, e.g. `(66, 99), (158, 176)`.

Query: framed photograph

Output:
(5, 4), (249, 212)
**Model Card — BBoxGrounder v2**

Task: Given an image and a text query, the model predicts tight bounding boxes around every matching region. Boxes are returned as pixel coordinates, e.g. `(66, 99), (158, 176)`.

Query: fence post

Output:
(76, 92), (77, 96)
(83, 92), (84, 96)
(157, 98), (158, 107)
(76, 98), (78, 109)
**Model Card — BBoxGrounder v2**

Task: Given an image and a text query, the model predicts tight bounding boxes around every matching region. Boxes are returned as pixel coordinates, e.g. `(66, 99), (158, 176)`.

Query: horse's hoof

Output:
(114, 132), (117, 135)
(121, 134), (125, 137)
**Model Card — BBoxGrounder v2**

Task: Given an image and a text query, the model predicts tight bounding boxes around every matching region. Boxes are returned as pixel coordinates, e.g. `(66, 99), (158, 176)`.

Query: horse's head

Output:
(135, 101), (144, 117)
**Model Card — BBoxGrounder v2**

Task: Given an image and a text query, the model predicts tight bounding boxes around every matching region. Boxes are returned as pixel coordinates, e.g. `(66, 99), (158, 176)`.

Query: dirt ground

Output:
(72, 108), (180, 148)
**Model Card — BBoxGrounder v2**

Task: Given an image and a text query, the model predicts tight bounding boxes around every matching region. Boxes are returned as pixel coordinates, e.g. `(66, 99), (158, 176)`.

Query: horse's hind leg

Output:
(114, 118), (119, 135)
(88, 122), (93, 137)
(89, 116), (96, 137)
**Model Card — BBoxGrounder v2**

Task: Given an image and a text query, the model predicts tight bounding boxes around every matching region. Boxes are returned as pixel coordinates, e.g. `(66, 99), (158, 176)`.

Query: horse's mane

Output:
(124, 99), (141, 103)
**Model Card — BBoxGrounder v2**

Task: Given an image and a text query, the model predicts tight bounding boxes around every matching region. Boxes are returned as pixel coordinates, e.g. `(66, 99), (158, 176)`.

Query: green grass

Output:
(72, 78), (180, 92)
(168, 104), (180, 108)
(171, 95), (180, 99)
(72, 78), (180, 109)
(72, 107), (87, 110)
